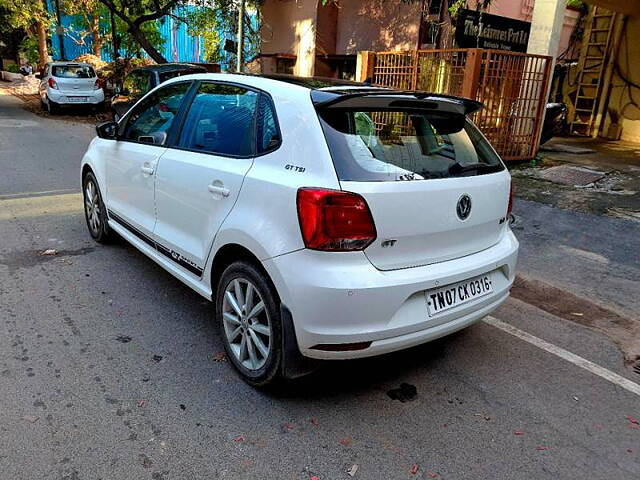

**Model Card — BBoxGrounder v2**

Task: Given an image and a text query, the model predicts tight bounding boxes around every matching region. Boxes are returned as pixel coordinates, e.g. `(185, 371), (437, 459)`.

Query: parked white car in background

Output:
(38, 62), (104, 114)
(80, 73), (518, 386)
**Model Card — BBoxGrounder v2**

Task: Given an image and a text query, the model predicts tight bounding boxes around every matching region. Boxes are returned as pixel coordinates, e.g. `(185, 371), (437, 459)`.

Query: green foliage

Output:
(5, 63), (19, 73)
(186, 6), (222, 63)
(448, 0), (468, 20)
(0, 0), (50, 31)
(118, 18), (163, 58)
(18, 35), (39, 64)
(566, 0), (584, 8)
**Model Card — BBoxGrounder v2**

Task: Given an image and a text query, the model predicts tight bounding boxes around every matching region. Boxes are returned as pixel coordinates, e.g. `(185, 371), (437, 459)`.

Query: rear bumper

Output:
(48, 89), (104, 105)
(263, 229), (519, 360)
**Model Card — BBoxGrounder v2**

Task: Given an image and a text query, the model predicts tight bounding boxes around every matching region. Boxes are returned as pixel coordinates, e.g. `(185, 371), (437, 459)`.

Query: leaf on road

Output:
(536, 446), (548, 451)
(281, 423), (294, 433)
(40, 249), (58, 256)
(211, 352), (227, 362)
(410, 464), (419, 474)
(311, 418), (320, 426)
(234, 435), (245, 443)
(626, 416), (639, 425)
(22, 415), (39, 423)
(346, 464), (358, 477)
(426, 471), (439, 478)
(137, 400), (145, 408)
(338, 437), (353, 446)
(514, 430), (525, 435)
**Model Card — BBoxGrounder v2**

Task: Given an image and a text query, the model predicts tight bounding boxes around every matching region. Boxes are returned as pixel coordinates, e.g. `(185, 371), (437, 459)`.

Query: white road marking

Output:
(0, 189), (80, 200)
(484, 316), (640, 397)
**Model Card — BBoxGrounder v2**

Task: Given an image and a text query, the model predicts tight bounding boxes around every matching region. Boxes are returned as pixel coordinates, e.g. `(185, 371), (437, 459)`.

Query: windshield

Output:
(318, 108), (504, 182)
(52, 65), (96, 78)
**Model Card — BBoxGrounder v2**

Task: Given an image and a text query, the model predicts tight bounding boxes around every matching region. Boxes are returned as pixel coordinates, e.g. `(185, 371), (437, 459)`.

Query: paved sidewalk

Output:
(511, 137), (640, 220)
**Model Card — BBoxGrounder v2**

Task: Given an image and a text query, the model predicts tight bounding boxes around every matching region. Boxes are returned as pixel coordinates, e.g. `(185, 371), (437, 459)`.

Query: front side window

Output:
(121, 82), (191, 145)
(123, 71), (150, 96)
(318, 109), (504, 181)
(178, 83), (258, 156)
(52, 65), (95, 78)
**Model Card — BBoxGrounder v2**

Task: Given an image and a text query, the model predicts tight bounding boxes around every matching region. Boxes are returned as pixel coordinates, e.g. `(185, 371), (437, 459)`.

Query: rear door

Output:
(153, 82), (268, 276)
(52, 64), (97, 95)
(316, 94), (510, 271)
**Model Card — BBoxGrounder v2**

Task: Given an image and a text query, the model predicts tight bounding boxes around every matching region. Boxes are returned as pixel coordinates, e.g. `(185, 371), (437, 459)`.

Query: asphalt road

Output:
(1, 91), (639, 480)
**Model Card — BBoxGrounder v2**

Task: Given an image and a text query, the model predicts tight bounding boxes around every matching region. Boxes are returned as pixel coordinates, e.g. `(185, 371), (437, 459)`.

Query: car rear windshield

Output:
(318, 108), (504, 181)
(159, 68), (206, 83)
(52, 65), (96, 78)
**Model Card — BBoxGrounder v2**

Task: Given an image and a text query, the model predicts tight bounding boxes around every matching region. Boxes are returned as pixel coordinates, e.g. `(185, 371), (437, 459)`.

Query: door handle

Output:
(208, 184), (230, 197)
(140, 165), (154, 175)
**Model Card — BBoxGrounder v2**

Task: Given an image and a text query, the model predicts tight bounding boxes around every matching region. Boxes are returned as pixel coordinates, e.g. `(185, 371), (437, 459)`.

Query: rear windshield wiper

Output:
(448, 162), (502, 175)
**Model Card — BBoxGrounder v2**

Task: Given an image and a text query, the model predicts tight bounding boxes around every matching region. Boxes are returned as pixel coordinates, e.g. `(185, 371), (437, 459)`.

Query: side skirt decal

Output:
(108, 209), (204, 277)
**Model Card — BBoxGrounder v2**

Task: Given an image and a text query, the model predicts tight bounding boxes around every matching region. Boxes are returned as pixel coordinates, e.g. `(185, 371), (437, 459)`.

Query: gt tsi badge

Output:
(457, 194), (472, 220)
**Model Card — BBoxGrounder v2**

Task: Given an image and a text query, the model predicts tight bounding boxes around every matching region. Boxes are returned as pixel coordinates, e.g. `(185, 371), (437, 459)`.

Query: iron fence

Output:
(369, 48), (552, 161)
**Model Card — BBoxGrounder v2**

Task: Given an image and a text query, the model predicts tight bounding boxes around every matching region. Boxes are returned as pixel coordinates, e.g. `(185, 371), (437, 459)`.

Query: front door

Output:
(154, 82), (273, 276)
(105, 81), (192, 238)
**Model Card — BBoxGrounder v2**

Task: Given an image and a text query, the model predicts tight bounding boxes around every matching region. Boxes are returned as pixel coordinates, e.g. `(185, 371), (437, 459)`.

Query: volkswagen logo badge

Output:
(456, 194), (472, 220)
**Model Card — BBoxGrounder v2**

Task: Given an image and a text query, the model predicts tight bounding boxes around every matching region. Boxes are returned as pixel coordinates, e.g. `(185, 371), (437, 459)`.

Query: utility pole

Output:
(54, 0), (65, 60)
(236, 0), (245, 72)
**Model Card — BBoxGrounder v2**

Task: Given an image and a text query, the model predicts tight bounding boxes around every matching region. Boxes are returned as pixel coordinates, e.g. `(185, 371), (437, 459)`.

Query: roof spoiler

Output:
(312, 90), (483, 116)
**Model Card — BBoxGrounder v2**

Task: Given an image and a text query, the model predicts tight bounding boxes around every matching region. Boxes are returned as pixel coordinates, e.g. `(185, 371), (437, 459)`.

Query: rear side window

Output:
(52, 65), (95, 78)
(256, 94), (280, 154)
(318, 109), (504, 181)
(178, 83), (258, 156)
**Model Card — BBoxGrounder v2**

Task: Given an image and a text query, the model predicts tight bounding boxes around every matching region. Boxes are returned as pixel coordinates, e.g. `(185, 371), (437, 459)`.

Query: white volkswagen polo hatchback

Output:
(81, 73), (518, 385)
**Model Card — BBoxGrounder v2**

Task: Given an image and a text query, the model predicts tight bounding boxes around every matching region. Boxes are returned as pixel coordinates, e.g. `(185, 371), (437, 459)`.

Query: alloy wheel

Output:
(222, 278), (272, 371)
(84, 179), (101, 236)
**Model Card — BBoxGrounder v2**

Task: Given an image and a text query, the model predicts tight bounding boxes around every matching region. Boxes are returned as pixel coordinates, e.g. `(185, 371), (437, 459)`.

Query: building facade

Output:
(258, 0), (581, 78)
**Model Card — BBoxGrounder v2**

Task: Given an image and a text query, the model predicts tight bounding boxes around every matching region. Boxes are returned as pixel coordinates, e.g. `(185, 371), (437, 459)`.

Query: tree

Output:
(0, 0), (51, 68)
(188, 0), (263, 69)
(60, 0), (108, 56)
(96, 0), (185, 63)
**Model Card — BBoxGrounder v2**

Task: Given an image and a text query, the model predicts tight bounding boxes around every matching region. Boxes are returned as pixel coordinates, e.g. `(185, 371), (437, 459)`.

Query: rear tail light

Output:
(296, 188), (377, 251)
(48, 78), (58, 90)
(507, 182), (514, 216)
(94, 78), (103, 90)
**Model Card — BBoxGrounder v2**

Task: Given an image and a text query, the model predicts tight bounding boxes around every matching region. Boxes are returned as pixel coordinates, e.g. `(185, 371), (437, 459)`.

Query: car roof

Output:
(49, 62), (93, 67)
(160, 72), (483, 114)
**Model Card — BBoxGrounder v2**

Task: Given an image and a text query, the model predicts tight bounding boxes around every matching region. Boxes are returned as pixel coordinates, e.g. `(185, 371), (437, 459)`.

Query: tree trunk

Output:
(35, 20), (49, 69)
(128, 26), (167, 63)
(91, 16), (103, 56)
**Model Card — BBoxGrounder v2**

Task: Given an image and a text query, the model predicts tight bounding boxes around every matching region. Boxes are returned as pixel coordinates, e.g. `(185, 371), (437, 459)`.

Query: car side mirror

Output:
(96, 121), (118, 140)
(35, 73), (42, 80)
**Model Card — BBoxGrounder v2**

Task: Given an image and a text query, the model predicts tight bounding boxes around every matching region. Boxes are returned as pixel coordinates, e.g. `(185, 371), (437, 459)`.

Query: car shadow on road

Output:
(268, 331), (464, 400)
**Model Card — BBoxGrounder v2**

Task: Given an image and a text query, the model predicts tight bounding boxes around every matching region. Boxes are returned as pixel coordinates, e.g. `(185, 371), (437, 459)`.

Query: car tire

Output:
(82, 171), (113, 243)
(46, 97), (58, 115)
(216, 260), (283, 387)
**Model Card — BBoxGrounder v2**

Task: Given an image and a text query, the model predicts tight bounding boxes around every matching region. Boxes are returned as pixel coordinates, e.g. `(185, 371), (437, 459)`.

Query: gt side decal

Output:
(107, 210), (204, 277)
(284, 164), (306, 172)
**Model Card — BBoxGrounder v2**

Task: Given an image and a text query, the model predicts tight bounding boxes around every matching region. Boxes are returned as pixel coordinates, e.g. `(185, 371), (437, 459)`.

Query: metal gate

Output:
(366, 48), (552, 161)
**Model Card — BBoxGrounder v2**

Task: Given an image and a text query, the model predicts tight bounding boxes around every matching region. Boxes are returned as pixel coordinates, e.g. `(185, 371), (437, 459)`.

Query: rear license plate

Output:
(426, 274), (493, 317)
(68, 97), (87, 103)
